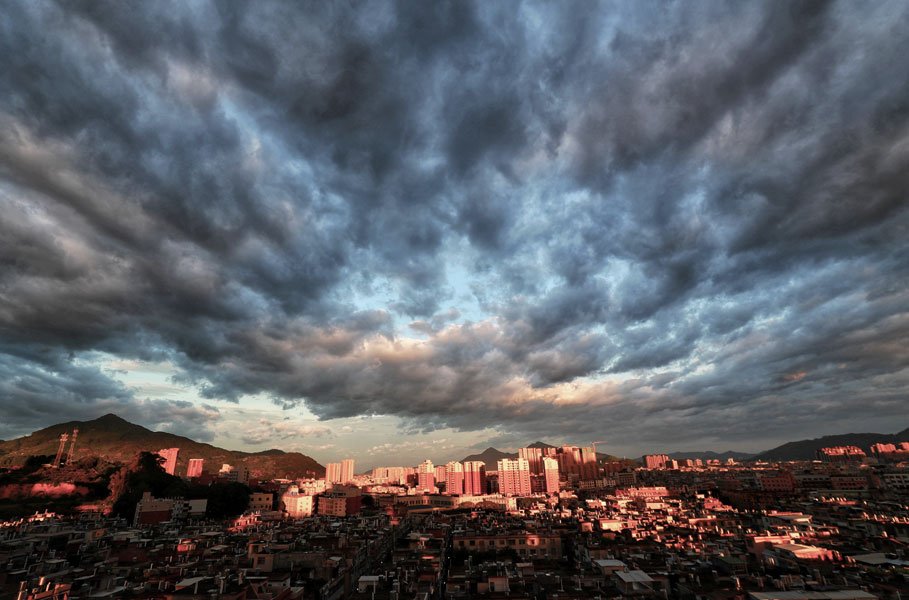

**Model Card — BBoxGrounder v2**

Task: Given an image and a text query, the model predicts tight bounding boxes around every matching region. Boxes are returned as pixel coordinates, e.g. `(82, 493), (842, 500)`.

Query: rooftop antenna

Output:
(54, 433), (68, 468)
(66, 428), (79, 464)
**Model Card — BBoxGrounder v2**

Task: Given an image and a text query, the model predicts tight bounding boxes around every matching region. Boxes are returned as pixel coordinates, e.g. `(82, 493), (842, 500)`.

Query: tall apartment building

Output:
(340, 459), (355, 483)
(186, 458), (204, 478)
(579, 446), (598, 480)
(463, 461), (487, 495)
(497, 458), (531, 495)
(556, 445), (580, 479)
(417, 460), (436, 492)
(446, 461), (464, 495)
(157, 448), (179, 476)
(519, 447), (544, 475)
(644, 454), (669, 469)
(325, 462), (342, 484)
(553, 445), (598, 480)
(543, 456), (560, 493)
(371, 466), (413, 484)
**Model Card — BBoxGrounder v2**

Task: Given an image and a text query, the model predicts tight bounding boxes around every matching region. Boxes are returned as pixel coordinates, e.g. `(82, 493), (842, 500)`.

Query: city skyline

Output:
(2, 2), (909, 464)
(2, 411), (907, 473)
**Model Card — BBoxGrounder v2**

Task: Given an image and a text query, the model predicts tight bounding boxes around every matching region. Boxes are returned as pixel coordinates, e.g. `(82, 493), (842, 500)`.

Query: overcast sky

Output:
(1, 1), (908, 469)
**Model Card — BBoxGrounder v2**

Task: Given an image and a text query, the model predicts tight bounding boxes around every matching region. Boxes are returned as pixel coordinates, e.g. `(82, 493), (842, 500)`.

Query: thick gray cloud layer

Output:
(1, 0), (908, 448)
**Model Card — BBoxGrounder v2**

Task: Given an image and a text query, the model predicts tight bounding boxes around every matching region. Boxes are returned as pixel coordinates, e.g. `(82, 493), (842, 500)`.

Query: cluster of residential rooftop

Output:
(1, 443), (908, 600)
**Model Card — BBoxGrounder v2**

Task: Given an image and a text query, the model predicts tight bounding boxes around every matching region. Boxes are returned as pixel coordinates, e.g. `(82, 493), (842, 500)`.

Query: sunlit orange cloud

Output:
(782, 371), (807, 382)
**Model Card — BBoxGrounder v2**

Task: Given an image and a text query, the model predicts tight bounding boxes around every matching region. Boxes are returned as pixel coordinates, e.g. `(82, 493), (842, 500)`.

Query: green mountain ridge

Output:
(0, 414), (324, 480)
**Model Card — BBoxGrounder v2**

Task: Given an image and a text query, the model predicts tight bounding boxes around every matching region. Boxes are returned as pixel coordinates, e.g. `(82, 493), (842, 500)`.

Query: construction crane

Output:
(54, 433), (68, 468)
(66, 428), (79, 464)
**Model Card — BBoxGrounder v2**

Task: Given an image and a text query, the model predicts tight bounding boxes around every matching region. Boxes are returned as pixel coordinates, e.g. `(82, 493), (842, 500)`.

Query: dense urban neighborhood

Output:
(2, 425), (908, 600)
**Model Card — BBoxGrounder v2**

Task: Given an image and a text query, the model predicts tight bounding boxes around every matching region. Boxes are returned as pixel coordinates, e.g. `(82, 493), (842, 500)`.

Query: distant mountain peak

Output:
(88, 413), (148, 430)
(95, 413), (129, 423)
(251, 449), (286, 456)
(526, 441), (555, 449)
(461, 446), (518, 466)
(0, 414), (324, 479)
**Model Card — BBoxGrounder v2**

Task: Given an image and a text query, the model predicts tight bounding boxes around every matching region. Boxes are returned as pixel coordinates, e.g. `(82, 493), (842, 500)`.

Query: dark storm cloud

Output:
(0, 346), (221, 441)
(1, 0), (908, 449)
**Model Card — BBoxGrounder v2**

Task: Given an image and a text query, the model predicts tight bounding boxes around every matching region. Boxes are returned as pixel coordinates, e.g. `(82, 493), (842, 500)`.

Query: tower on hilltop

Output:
(54, 433), (69, 468)
(66, 428), (79, 464)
